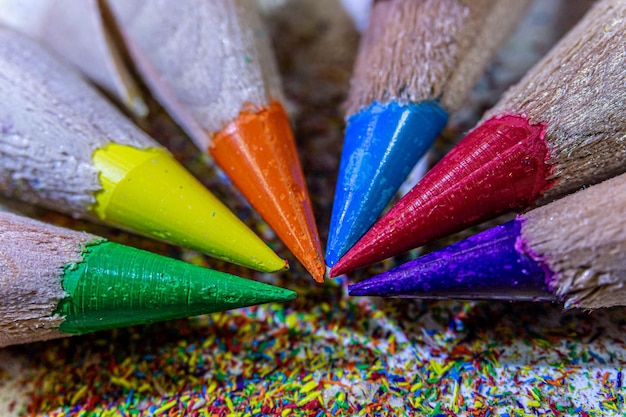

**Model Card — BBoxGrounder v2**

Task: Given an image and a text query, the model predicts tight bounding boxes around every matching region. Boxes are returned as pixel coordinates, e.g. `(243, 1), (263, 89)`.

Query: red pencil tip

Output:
(332, 115), (553, 275)
(210, 101), (325, 282)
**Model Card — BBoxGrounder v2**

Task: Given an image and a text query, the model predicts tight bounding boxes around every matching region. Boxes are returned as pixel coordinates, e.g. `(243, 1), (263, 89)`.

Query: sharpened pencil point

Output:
(326, 101), (448, 266)
(348, 219), (555, 301)
(210, 101), (325, 282)
(92, 143), (287, 273)
(57, 241), (296, 334)
(331, 115), (551, 276)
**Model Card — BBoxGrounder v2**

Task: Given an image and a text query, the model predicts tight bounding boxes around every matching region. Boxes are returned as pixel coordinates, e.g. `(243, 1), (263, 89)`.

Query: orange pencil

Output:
(106, 0), (325, 281)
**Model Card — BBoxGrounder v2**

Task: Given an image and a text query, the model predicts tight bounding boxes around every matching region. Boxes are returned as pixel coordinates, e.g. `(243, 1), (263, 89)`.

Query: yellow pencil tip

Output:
(91, 143), (286, 272)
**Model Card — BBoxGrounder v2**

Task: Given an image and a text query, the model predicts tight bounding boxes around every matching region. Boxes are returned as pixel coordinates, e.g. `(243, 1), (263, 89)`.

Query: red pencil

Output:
(331, 0), (626, 276)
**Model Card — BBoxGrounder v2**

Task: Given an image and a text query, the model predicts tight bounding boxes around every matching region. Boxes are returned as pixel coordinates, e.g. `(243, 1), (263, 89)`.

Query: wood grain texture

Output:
(0, 213), (99, 347)
(522, 173), (626, 309)
(0, 0), (146, 116)
(344, 0), (530, 116)
(107, 0), (284, 150)
(484, 0), (626, 204)
(0, 28), (159, 217)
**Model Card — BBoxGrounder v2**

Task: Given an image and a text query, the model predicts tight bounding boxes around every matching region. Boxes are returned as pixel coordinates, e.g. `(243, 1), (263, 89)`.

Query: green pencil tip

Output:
(247, 284), (297, 306)
(56, 241), (296, 334)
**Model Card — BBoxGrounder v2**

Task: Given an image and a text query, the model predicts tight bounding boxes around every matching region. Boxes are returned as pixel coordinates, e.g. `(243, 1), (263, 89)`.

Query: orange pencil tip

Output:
(210, 100), (325, 282)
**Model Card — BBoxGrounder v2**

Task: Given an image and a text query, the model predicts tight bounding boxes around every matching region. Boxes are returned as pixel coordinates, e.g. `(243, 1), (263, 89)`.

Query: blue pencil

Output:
(326, 0), (530, 266)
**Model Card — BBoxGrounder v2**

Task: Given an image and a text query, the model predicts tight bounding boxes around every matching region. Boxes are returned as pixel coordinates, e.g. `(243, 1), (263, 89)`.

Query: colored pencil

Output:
(0, 212), (296, 348)
(105, 0), (325, 282)
(349, 171), (626, 310)
(331, 0), (626, 276)
(0, 27), (286, 273)
(0, 0), (147, 116)
(326, 0), (530, 267)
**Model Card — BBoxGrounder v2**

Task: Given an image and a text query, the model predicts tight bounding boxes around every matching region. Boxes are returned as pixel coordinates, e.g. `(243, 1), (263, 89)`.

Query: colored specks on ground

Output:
(8, 283), (626, 416)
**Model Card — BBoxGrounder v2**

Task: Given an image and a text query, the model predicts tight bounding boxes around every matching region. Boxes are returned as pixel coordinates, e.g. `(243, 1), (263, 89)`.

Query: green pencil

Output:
(0, 212), (296, 347)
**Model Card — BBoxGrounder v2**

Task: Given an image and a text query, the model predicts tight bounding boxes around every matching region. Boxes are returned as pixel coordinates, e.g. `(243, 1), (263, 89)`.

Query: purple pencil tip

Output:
(348, 220), (557, 302)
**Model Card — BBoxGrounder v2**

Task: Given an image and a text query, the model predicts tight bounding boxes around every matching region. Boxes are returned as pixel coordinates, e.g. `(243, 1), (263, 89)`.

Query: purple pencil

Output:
(349, 172), (626, 309)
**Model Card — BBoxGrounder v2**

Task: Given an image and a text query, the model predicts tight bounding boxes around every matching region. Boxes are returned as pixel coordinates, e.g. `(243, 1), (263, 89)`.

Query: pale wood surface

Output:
(107, 0), (284, 151)
(0, 28), (162, 217)
(484, 0), (626, 204)
(523, 172), (626, 309)
(0, 0), (147, 116)
(0, 213), (98, 347)
(344, 0), (530, 116)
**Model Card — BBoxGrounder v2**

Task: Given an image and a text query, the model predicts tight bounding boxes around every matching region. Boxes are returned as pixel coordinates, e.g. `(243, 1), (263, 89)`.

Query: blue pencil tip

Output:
(326, 100), (448, 266)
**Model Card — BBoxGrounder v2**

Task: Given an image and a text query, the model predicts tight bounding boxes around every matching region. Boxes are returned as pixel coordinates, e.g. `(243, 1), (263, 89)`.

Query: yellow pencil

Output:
(0, 26), (287, 273)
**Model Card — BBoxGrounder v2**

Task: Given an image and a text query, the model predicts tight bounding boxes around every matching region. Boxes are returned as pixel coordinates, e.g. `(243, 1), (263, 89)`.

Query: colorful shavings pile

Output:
(3, 287), (626, 415)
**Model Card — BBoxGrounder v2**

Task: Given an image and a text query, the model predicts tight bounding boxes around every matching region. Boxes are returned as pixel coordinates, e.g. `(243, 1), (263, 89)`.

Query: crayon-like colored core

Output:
(348, 219), (554, 301)
(210, 101), (324, 282)
(332, 114), (552, 276)
(326, 101), (448, 267)
(92, 144), (164, 220)
(91, 143), (287, 273)
(56, 241), (296, 334)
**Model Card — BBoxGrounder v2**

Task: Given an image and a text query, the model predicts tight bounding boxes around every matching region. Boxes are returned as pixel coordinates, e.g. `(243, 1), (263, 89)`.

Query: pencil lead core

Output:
(92, 143), (287, 273)
(331, 115), (551, 276)
(210, 101), (325, 282)
(326, 100), (448, 266)
(57, 240), (296, 334)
